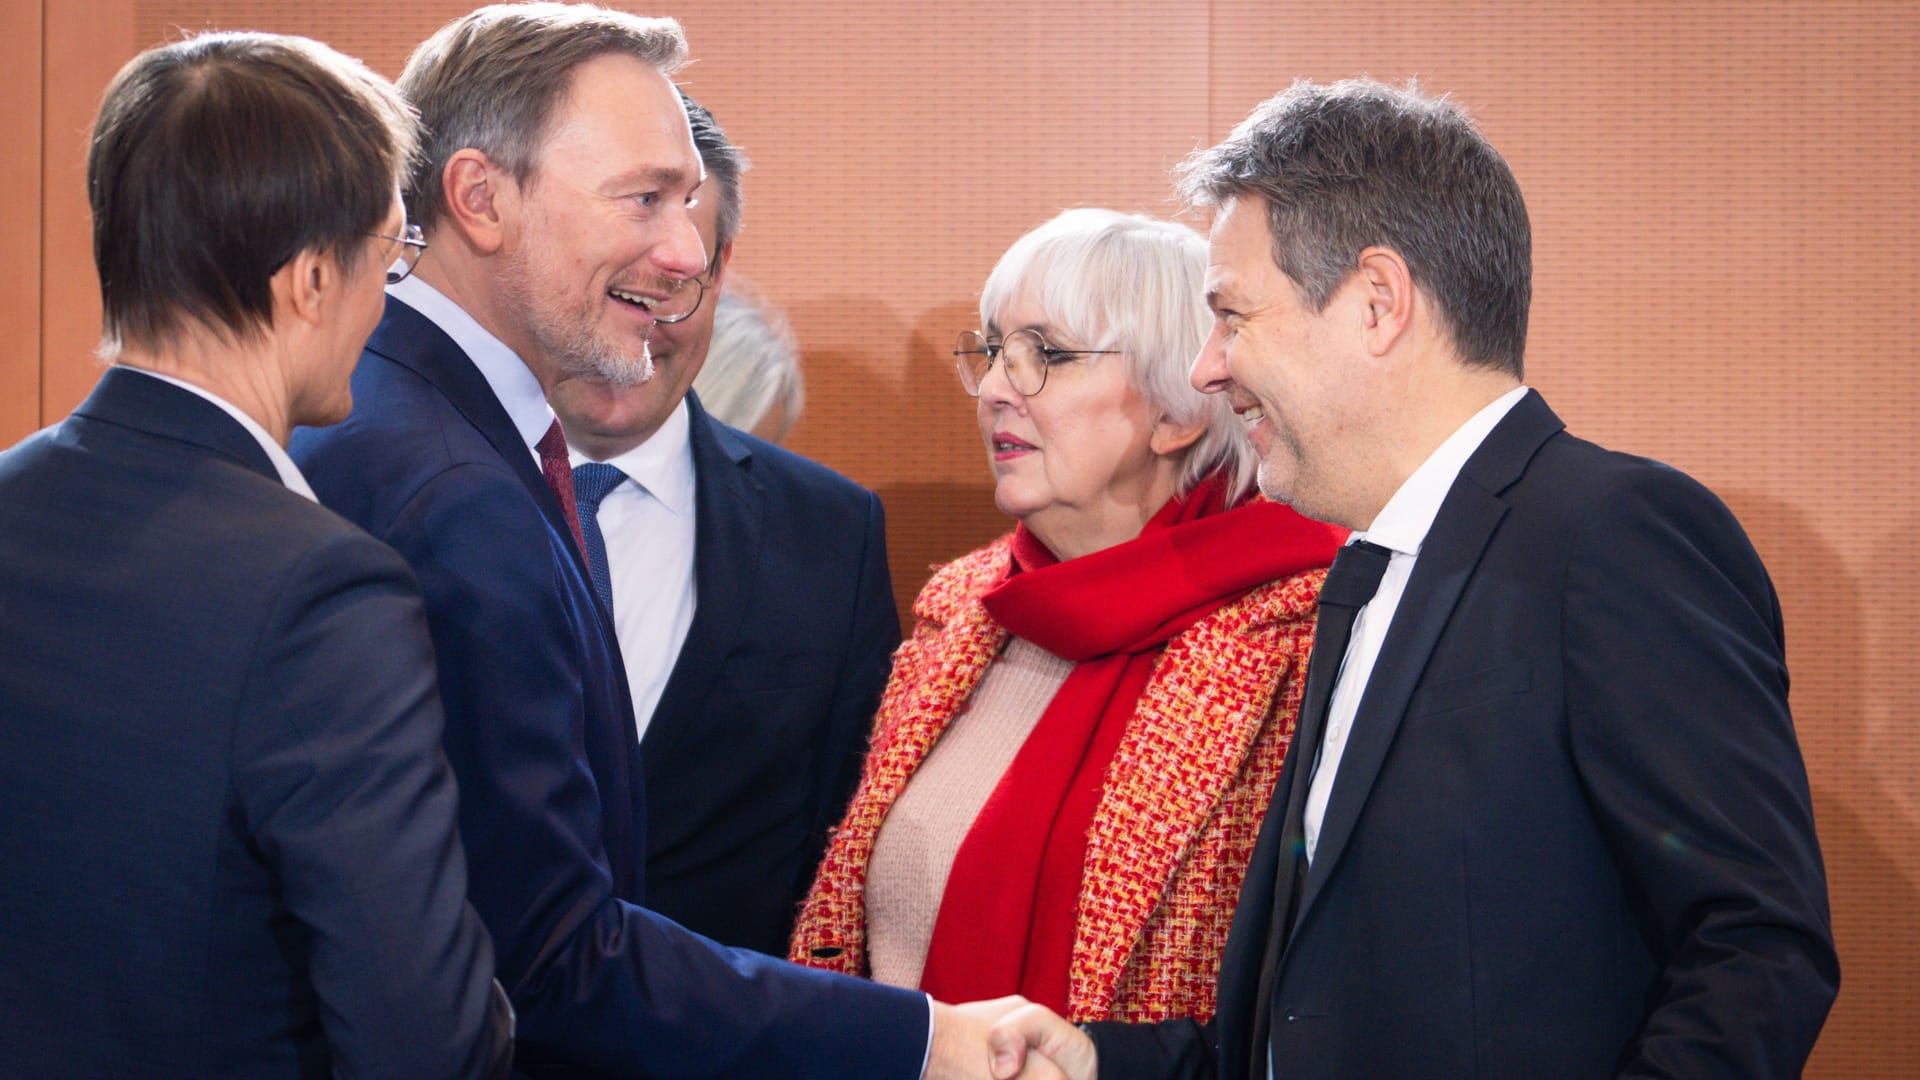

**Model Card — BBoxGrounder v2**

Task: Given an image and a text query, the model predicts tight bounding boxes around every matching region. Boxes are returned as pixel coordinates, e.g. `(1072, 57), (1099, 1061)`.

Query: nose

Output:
(1190, 322), (1231, 395)
(974, 351), (1025, 409)
(652, 202), (708, 280)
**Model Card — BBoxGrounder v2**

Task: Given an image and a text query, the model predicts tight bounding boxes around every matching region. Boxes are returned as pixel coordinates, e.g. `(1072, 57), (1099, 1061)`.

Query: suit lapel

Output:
(645, 394), (764, 752)
(366, 297), (589, 579)
(1291, 391), (1563, 931)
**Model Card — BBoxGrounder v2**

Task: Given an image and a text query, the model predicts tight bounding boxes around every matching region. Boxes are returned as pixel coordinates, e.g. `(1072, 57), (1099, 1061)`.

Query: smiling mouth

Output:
(608, 287), (665, 315)
(992, 435), (1035, 453)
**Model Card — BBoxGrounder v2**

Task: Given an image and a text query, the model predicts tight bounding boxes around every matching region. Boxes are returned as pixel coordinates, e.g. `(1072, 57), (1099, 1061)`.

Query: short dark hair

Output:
(399, 2), (687, 233)
(680, 92), (749, 256)
(1177, 79), (1531, 377)
(88, 32), (417, 355)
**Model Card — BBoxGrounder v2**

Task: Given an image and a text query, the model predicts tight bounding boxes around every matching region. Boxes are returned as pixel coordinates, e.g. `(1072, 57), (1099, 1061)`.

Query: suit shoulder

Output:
(726, 427), (875, 504)
(1526, 430), (1747, 534)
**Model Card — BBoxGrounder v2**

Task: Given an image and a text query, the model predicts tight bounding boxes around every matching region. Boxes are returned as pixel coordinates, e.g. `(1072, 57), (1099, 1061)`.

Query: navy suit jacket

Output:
(639, 394), (899, 957)
(1090, 391), (1838, 1078)
(291, 298), (927, 1079)
(0, 368), (507, 1078)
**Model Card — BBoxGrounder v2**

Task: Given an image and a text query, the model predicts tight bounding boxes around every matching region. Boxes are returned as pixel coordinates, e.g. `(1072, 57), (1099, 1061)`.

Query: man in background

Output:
(991, 78), (1837, 1080)
(0, 31), (509, 1077)
(547, 92), (898, 959)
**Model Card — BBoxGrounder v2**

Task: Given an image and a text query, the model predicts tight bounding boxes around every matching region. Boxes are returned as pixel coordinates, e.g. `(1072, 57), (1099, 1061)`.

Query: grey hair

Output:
(692, 287), (804, 440)
(1175, 78), (1530, 377)
(398, 2), (688, 232)
(681, 92), (749, 255)
(978, 207), (1258, 502)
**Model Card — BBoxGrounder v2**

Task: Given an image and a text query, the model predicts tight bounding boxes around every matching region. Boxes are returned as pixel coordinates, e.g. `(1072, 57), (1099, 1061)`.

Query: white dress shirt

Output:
(570, 400), (698, 743)
(126, 367), (316, 501)
(388, 276), (555, 461)
(1302, 385), (1530, 863)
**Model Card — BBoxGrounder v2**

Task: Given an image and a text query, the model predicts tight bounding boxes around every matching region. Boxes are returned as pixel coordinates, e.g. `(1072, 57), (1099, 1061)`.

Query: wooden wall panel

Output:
(0, 1), (43, 445)
(40, 0), (136, 424)
(6, 3), (1915, 1071)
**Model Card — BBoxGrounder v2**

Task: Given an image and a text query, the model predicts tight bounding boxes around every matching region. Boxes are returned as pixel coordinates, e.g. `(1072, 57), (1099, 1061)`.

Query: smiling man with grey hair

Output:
(545, 90), (904, 969)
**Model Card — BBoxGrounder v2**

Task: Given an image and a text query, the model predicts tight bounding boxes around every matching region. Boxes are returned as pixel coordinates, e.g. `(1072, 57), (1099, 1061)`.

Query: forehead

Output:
(1204, 196), (1273, 291)
(536, 52), (700, 188)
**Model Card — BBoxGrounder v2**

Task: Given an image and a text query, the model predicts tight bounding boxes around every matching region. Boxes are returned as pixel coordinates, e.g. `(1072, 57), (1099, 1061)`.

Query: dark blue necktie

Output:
(1253, 539), (1394, 1068)
(571, 462), (627, 617)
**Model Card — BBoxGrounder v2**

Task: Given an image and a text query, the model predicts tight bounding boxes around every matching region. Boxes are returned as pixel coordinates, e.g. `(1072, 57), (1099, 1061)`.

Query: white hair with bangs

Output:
(978, 207), (1257, 501)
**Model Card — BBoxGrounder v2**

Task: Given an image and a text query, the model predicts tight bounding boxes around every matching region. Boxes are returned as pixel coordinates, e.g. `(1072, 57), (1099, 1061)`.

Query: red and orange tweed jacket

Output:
(790, 533), (1325, 1023)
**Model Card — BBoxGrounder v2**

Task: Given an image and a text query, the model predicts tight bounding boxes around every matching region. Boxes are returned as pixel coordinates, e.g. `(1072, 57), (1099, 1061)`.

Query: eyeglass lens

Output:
(953, 329), (1049, 396)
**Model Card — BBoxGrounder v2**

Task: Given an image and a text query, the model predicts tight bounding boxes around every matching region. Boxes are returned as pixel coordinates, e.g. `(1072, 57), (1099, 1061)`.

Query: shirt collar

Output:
(1353, 385), (1530, 557)
(569, 398), (696, 519)
(389, 275), (555, 454)
(125, 367), (316, 502)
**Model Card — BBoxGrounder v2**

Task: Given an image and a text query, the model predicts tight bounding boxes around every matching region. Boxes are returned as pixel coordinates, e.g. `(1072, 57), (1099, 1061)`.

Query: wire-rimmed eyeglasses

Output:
(952, 328), (1123, 397)
(371, 223), (428, 285)
(644, 251), (724, 326)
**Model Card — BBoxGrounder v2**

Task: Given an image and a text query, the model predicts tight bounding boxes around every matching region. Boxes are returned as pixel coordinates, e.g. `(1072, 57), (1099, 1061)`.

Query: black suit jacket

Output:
(639, 394), (899, 956)
(291, 298), (927, 1079)
(0, 368), (507, 1078)
(1092, 391), (1838, 1078)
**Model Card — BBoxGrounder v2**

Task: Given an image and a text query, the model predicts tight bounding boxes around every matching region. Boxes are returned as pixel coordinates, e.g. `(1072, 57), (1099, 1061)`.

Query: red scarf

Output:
(916, 473), (1344, 1013)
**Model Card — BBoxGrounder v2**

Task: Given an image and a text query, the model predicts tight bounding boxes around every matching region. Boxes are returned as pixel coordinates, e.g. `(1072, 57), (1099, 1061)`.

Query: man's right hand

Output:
(929, 998), (1082, 1080)
(985, 1002), (1097, 1080)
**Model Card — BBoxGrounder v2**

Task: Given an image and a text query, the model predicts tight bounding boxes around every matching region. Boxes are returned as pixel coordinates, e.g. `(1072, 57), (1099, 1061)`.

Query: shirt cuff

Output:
(918, 992), (935, 1079)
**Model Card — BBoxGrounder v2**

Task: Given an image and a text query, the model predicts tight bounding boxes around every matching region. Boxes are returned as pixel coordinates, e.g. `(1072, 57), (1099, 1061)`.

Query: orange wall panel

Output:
(0, 0), (43, 445)
(8, 3), (1916, 1070)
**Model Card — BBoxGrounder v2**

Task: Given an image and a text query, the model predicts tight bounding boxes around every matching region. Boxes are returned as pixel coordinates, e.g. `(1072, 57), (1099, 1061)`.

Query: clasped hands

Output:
(928, 997), (1099, 1080)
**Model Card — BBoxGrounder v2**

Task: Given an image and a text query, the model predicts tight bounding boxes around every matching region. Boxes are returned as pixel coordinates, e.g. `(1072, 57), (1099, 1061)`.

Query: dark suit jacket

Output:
(639, 394), (899, 957)
(0, 368), (507, 1078)
(291, 297), (927, 1079)
(1091, 391), (1838, 1078)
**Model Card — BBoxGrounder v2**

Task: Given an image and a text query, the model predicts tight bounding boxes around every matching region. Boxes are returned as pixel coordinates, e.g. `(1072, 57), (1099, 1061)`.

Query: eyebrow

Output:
(604, 165), (699, 192)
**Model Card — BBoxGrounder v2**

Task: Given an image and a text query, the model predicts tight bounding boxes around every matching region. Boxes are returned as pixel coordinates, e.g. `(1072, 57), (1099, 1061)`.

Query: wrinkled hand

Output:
(986, 1002), (1097, 1080)
(928, 997), (1074, 1080)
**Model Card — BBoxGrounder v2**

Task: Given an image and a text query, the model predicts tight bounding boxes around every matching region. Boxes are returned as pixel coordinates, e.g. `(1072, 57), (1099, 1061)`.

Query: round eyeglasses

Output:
(952, 328), (1123, 397)
(642, 271), (708, 325)
(371, 223), (429, 285)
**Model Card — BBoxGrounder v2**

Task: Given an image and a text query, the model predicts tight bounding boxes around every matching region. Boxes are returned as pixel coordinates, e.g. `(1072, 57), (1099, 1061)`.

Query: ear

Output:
(439, 148), (512, 255)
(270, 247), (333, 331)
(1354, 245), (1416, 357)
(1149, 410), (1209, 457)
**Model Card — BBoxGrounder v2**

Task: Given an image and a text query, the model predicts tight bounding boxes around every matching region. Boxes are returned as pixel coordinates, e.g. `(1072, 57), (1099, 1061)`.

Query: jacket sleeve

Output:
(1085, 1017), (1216, 1080)
(385, 463), (929, 1079)
(234, 528), (511, 1080)
(1563, 464), (1838, 1076)
(795, 489), (902, 910)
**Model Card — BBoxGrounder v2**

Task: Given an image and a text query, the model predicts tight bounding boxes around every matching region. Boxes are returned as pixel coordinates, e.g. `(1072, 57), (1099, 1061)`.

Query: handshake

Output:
(929, 998), (1101, 1080)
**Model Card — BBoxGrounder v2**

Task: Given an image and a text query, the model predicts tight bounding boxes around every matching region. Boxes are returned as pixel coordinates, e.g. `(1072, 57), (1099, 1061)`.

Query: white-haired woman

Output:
(792, 208), (1343, 1023)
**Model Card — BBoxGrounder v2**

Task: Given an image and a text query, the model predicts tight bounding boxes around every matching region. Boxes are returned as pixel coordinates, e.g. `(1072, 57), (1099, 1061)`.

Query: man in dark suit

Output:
(988, 79), (1838, 1079)
(0, 32), (509, 1078)
(291, 6), (1027, 1077)
(546, 93), (898, 959)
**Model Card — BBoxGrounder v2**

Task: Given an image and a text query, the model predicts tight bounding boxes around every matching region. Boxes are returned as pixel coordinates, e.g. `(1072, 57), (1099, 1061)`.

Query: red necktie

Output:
(535, 419), (588, 561)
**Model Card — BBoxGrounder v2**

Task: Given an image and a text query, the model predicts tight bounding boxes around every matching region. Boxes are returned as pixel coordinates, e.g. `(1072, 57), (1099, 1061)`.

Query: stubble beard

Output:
(498, 248), (654, 387)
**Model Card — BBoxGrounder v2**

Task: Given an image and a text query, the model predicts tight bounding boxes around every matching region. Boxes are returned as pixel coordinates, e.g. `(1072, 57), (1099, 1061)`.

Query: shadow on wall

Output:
(1723, 489), (1920, 1076)
(877, 299), (1010, 629)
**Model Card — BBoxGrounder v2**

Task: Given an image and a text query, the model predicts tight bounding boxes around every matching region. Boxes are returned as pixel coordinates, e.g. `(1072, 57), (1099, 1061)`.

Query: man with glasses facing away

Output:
(293, 5), (1053, 1077)
(542, 91), (901, 962)
(0, 31), (510, 1078)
